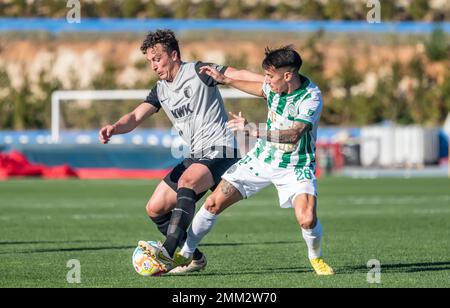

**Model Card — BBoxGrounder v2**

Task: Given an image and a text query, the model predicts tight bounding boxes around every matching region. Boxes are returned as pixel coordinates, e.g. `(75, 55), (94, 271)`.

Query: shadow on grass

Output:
(0, 245), (134, 254)
(0, 240), (108, 246)
(340, 261), (450, 274)
(165, 261), (450, 278)
(166, 267), (313, 278)
(199, 241), (299, 247)
(0, 241), (299, 255)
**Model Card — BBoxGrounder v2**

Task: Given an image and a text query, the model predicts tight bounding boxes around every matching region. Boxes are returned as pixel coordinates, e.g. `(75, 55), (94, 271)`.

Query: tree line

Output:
(1, 0), (448, 22)
(0, 28), (448, 130)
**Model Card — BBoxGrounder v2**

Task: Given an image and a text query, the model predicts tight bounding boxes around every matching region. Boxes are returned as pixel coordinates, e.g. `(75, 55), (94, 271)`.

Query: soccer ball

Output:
(132, 241), (160, 276)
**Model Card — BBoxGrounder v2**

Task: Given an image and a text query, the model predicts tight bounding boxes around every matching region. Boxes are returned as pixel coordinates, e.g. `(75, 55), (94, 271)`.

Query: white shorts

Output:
(221, 154), (317, 209)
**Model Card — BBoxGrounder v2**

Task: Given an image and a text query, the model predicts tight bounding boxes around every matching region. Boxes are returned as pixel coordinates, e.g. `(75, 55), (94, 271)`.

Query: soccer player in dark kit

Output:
(99, 29), (263, 274)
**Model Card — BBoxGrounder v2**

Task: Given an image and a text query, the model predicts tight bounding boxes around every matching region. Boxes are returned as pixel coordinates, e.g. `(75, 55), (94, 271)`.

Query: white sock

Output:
(301, 219), (323, 260)
(180, 206), (218, 258)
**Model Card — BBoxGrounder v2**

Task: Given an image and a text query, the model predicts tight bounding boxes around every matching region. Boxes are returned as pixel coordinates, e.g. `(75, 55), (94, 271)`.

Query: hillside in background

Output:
(0, 29), (449, 129)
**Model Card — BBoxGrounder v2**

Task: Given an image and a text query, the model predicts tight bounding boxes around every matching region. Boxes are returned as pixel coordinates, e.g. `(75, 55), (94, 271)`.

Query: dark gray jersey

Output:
(144, 61), (236, 155)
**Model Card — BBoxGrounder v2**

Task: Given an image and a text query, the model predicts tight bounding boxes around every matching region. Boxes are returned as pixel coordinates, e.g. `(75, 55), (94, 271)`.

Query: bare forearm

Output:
(111, 113), (140, 135)
(199, 65), (263, 97)
(226, 78), (264, 97)
(111, 103), (157, 135)
(255, 128), (301, 144)
(251, 122), (310, 145)
(225, 67), (265, 83)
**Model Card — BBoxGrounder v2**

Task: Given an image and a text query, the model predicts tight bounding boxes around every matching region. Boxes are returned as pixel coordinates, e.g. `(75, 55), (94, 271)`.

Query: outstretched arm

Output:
(224, 67), (265, 83)
(199, 66), (265, 97)
(99, 103), (158, 144)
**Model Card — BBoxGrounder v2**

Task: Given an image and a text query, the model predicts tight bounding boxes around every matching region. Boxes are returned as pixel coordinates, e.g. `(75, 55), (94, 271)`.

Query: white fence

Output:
(51, 89), (257, 143)
(360, 126), (440, 167)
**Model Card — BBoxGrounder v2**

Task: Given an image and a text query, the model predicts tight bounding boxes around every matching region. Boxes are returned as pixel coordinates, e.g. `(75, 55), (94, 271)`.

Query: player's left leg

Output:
(293, 193), (334, 275)
(140, 160), (207, 261)
(163, 162), (215, 258)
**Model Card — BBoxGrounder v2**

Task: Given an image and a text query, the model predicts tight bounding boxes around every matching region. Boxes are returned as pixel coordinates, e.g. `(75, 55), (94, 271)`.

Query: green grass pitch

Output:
(0, 177), (449, 288)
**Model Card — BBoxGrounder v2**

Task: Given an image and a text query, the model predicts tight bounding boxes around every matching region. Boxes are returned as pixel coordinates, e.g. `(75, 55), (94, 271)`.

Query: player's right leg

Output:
(141, 168), (205, 262)
(162, 162), (215, 258)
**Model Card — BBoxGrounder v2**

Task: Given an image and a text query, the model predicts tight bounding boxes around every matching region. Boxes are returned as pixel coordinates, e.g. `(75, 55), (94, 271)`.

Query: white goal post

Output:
(51, 89), (257, 143)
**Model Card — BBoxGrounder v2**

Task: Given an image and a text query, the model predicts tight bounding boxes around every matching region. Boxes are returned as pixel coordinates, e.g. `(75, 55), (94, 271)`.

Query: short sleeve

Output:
(144, 85), (161, 111)
(294, 92), (322, 128)
(262, 82), (271, 99)
(195, 61), (228, 87)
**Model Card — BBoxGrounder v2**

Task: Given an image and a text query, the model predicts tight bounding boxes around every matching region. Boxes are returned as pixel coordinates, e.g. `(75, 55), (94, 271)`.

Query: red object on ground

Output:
(43, 165), (79, 179)
(0, 150), (77, 179)
(75, 168), (170, 179)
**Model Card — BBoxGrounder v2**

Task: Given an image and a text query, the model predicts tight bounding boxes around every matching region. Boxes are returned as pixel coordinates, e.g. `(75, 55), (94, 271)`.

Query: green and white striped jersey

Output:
(248, 75), (323, 170)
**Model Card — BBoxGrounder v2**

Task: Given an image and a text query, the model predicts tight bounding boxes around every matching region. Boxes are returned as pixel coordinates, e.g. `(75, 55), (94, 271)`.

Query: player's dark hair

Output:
(262, 45), (302, 72)
(140, 29), (181, 58)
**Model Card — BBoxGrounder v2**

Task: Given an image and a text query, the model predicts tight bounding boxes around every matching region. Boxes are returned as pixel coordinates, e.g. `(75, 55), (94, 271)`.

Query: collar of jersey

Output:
(164, 61), (186, 85)
(277, 74), (310, 97)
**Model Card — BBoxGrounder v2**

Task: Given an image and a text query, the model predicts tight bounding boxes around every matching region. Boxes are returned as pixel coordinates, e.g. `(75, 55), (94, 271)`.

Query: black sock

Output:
(150, 205), (203, 260)
(192, 249), (203, 260)
(150, 212), (172, 236)
(164, 188), (197, 257)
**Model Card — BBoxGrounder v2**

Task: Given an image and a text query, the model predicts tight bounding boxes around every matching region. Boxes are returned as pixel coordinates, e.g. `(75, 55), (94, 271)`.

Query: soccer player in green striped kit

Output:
(153, 45), (334, 276)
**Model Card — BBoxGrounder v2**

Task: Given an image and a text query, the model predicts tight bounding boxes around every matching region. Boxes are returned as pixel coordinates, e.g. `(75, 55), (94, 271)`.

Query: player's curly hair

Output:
(262, 45), (302, 72)
(140, 29), (181, 58)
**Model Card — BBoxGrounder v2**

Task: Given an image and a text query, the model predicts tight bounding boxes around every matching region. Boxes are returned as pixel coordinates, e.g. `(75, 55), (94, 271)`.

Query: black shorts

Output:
(163, 146), (240, 201)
